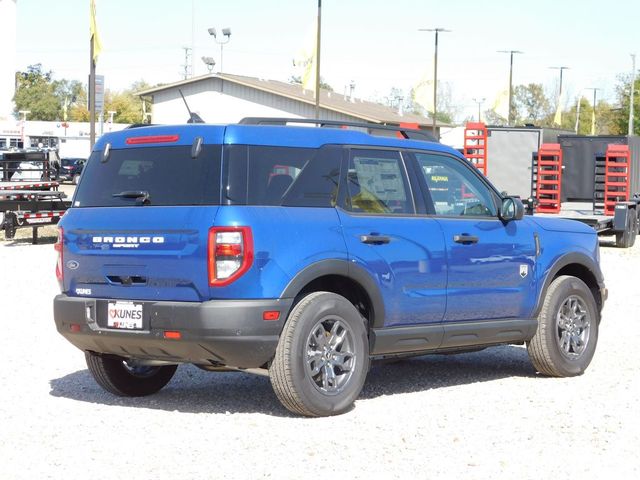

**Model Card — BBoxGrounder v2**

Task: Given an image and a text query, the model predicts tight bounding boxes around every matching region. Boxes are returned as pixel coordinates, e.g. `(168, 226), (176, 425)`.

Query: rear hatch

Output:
(59, 127), (224, 302)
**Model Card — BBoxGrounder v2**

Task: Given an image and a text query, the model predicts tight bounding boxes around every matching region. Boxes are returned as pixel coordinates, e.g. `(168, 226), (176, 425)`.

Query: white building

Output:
(0, 120), (130, 158)
(137, 73), (448, 136)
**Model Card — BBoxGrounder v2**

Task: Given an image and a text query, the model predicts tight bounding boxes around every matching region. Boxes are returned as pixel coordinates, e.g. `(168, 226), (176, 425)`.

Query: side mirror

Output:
(500, 196), (524, 222)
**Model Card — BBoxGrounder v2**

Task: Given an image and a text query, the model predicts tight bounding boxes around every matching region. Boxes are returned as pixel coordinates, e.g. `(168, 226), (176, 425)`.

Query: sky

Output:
(14, 0), (640, 122)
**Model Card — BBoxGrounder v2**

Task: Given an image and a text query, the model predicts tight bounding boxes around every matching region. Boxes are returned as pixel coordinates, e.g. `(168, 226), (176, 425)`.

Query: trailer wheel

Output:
(616, 212), (637, 248)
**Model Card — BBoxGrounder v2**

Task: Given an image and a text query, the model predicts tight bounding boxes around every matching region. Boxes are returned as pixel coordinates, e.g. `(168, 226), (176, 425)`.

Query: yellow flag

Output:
(293, 23), (317, 94)
(90, 0), (103, 63)
(553, 90), (564, 125)
(413, 61), (435, 113)
(492, 88), (509, 121)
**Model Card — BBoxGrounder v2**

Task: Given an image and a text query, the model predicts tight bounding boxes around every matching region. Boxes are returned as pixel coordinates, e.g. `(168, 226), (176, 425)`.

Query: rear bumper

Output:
(54, 295), (293, 368)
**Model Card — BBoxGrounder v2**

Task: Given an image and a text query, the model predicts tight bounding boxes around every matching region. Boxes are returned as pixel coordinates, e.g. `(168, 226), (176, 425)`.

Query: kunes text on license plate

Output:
(107, 301), (143, 329)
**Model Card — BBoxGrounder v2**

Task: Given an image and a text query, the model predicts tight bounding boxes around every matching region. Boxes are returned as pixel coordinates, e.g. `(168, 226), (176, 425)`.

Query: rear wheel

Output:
(270, 292), (369, 417)
(527, 276), (599, 377)
(85, 352), (177, 396)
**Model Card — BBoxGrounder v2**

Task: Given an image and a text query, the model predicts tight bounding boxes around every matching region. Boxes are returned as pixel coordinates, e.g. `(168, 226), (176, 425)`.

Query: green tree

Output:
(611, 73), (640, 134)
(513, 83), (553, 125)
(289, 75), (334, 92)
(13, 64), (61, 120)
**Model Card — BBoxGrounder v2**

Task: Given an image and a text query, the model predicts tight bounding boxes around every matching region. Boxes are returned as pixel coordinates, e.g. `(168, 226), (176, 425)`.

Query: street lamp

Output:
(472, 97), (485, 122)
(201, 56), (216, 73)
(419, 27), (451, 136)
(498, 50), (523, 125)
(549, 66), (570, 98)
(207, 27), (231, 74)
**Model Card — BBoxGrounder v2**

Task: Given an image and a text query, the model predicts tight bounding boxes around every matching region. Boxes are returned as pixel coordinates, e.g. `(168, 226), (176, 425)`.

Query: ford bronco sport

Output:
(53, 120), (606, 416)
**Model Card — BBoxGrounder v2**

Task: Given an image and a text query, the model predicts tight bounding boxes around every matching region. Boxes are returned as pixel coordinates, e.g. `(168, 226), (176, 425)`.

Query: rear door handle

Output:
(360, 234), (391, 245)
(453, 234), (479, 244)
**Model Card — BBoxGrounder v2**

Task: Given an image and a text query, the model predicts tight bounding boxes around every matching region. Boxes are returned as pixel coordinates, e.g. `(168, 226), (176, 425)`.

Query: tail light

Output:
(54, 227), (64, 288)
(208, 227), (253, 286)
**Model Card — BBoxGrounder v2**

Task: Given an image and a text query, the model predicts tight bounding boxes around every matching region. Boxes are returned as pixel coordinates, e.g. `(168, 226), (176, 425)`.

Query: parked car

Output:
(58, 157), (86, 184)
(53, 121), (607, 417)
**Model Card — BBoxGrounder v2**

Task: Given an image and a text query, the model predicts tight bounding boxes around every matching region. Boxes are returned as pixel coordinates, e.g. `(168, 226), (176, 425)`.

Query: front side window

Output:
(415, 152), (497, 217)
(345, 149), (413, 215)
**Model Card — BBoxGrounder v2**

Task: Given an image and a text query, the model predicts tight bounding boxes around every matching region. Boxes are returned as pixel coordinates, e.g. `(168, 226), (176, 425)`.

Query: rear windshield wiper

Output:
(112, 190), (150, 205)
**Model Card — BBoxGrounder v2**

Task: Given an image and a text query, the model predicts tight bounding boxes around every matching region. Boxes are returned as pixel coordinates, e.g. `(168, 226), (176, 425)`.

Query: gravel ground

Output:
(0, 235), (638, 480)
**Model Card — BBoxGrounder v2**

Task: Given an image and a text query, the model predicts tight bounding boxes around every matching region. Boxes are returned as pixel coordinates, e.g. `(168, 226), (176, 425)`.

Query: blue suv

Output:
(53, 121), (606, 416)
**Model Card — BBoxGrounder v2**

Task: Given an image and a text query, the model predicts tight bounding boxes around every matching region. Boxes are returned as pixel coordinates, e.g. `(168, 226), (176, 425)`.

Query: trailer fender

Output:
(613, 202), (636, 232)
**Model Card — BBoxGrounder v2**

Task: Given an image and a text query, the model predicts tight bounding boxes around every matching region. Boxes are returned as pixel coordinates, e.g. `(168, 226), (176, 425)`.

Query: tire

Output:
(85, 352), (177, 396)
(269, 292), (369, 417)
(615, 212), (636, 248)
(527, 275), (599, 377)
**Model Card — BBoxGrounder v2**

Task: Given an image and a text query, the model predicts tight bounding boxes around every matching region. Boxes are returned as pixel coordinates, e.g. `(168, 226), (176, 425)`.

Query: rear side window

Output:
(224, 145), (341, 207)
(74, 146), (221, 207)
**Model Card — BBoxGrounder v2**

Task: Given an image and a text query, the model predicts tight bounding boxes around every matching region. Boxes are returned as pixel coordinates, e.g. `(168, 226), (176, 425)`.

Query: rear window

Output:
(74, 146), (221, 207)
(224, 145), (341, 207)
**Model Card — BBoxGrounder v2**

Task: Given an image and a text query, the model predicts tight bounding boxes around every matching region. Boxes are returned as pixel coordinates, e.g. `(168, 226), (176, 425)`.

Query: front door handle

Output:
(360, 234), (391, 245)
(453, 234), (479, 244)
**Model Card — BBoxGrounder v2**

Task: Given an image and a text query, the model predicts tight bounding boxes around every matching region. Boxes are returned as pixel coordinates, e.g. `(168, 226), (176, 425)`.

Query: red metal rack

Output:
(463, 122), (488, 176)
(534, 143), (563, 214)
(604, 144), (630, 215)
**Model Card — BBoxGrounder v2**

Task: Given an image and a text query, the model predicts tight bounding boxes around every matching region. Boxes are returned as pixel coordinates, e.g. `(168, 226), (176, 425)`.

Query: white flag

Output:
(293, 23), (317, 93)
(492, 88), (509, 121)
(413, 61), (435, 113)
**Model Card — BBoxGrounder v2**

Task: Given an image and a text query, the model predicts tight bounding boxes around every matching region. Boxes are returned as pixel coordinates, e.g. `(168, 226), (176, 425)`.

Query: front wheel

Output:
(269, 292), (369, 417)
(85, 352), (177, 396)
(527, 275), (599, 377)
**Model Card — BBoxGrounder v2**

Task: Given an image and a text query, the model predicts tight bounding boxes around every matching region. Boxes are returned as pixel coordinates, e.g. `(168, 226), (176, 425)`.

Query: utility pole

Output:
(630, 54), (636, 136)
(314, 0), (322, 119)
(498, 50), (523, 125)
(419, 27), (451, 136)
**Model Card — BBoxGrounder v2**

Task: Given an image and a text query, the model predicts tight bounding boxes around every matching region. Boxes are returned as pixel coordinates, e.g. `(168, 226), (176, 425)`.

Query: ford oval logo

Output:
(66, 260), (80, 270)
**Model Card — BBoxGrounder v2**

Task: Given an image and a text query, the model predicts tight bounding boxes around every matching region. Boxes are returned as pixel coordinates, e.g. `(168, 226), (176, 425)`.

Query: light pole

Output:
(498, 50), (523, 125)
(207, 27), (231, 74)
(201, 56), (216, 73)
(585, 87), (601, 135)
(550, 66), (569, 98)
(629, 54), (636, 136)
(472, 97), (485, 122)
(419, 27), (450, 136)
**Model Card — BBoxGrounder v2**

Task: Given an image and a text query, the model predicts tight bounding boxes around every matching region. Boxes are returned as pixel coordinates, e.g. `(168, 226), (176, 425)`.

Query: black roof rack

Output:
(238, 117), (438, 143)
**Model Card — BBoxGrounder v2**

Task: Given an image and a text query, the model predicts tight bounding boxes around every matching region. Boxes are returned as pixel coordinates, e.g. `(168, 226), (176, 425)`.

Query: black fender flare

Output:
(534, 251), (605, 318)
(280, 259), (386, 328)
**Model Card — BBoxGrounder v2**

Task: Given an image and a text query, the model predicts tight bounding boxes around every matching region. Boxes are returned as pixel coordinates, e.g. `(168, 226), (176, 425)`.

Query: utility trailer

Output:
(529, 138), (640, 248)
(531, 198), (640, 248)
(0, 150), (70, 243)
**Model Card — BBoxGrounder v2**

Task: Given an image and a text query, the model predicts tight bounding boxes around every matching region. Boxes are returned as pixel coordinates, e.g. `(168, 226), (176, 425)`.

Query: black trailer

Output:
(0, 149), (70, 243)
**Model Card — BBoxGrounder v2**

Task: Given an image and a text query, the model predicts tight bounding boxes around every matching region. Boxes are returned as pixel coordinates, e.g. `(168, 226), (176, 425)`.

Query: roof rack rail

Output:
(238, 117), (438, 142)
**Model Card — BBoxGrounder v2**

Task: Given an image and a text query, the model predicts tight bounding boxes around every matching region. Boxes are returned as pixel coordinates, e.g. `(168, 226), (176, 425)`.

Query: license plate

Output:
(107, 301), (143, 329)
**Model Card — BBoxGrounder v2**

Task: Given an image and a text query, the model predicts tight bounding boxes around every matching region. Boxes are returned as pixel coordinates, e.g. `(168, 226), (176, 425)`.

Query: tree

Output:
(611, 73), (640, 135)
(13, 64), (61, 120)
(512, 83), (553, 125)
(289, 75), (334, 92)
